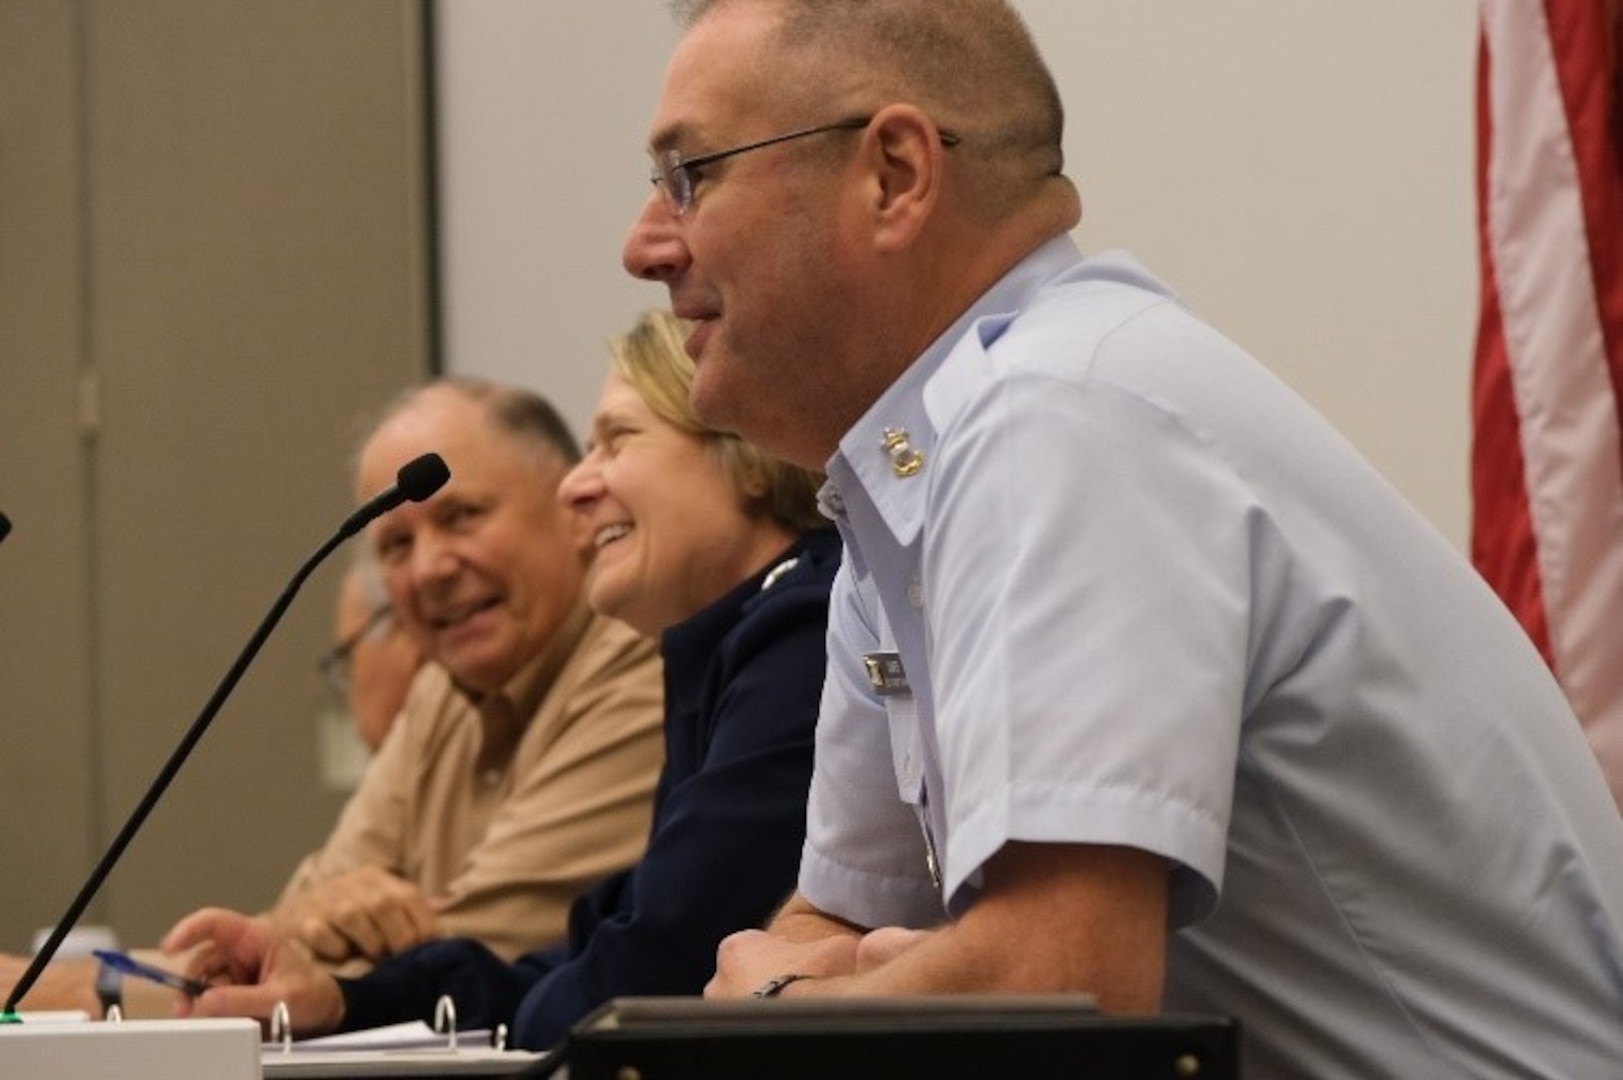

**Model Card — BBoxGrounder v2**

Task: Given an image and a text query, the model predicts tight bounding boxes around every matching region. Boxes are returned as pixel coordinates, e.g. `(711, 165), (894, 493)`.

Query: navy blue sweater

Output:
(337, 529), (839, 1049)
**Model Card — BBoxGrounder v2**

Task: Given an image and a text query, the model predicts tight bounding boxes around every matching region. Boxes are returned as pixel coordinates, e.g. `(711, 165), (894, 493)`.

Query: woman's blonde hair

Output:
(611, 310), (827, 533)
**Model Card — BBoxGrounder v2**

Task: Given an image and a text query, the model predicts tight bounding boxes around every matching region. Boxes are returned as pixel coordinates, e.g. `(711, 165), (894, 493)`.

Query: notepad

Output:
(259, 1046), (545, 1078)
(260, 1024), (545, 1078)
(254, 994), (550, 1077)
(284, 1019), (490, 1051)
(257, 1008), (548, 1077)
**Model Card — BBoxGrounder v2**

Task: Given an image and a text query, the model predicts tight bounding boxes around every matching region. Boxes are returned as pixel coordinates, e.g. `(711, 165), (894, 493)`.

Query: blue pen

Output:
(93, 949), (207, 997)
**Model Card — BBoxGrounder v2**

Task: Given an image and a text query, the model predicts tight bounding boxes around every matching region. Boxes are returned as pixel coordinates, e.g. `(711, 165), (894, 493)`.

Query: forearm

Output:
(788, 917), (1141, 1003)
(765, 892), (869, 944)
(765, 844), (1168, 1014)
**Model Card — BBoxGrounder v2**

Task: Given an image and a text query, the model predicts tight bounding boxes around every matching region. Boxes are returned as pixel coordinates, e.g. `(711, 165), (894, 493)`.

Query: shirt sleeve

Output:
(925, 345), (1248, 924)
(338, 937), (554, 1038)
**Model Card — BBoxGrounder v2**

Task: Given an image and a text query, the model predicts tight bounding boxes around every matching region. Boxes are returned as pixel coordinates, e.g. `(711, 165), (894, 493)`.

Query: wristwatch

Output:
(751, 972), (816, 998)
(94, 959), (122, 1017)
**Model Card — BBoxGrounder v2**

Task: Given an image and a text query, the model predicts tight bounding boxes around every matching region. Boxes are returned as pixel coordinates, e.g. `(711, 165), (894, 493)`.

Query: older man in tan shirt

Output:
(267, 378), (663, 967)
(2, 377), (663, 1013)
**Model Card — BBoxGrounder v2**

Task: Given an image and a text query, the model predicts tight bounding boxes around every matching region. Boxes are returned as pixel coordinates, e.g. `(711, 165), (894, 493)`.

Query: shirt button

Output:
(907, 581), (924, 608)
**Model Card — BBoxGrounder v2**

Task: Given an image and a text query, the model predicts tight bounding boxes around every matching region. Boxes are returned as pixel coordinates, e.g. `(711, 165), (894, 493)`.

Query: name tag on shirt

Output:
(863, 651), (910, 696)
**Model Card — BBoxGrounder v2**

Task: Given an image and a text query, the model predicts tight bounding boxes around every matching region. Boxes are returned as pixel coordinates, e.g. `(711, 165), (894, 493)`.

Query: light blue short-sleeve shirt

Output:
(800, 237), (1623, 1078)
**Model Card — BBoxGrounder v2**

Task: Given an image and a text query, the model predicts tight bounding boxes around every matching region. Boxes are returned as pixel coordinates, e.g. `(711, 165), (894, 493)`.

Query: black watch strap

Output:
(751, 972), (816, 998)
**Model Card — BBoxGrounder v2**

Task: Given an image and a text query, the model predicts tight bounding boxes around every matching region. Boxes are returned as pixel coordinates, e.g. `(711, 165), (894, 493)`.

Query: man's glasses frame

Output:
(318, 602), (394, 699)
(649, 116), (960, 218)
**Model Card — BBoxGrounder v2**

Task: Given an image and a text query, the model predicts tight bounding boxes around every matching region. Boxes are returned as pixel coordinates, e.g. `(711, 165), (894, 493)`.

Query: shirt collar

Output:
(463, 599), (594, 773)
(826, 234), (1085, 546)
(660, 533), (831, 718)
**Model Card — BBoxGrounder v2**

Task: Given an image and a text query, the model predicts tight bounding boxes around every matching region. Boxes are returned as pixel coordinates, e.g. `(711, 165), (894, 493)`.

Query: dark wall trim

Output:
(421, 0), (444, 376)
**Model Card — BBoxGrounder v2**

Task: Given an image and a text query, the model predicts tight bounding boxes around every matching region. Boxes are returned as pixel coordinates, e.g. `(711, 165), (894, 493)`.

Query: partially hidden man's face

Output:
(622, 5), (867, 470)
(358, 390), (587, 696)
(333, 567), (422, 753)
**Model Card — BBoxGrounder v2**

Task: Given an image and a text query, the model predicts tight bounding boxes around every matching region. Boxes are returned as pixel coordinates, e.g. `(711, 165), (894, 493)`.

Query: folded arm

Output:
(710, 842), (1167, 1013)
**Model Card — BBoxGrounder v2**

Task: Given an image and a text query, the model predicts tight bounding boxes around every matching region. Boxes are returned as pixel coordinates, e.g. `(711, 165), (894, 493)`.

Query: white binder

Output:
(0, 1017), (260, 1080)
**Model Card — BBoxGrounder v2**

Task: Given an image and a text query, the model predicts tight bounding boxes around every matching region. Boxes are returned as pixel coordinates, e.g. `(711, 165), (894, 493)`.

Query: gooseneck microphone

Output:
(2, 452), (448, 1017)
(338, 451), (450, 541)
(0, 511), (11, 545)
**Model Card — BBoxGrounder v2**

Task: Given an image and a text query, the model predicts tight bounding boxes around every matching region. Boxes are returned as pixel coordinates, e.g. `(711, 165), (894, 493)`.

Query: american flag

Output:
(1471, 0), (1623, 806)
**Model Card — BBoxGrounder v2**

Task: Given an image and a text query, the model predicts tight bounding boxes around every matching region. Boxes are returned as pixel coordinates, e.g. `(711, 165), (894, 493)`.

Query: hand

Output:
(161, 907), (344, 1038)
(268, 866), (441, 964)
(0, 953), (99, 1015)
(705, 929), (860, 999)
(854, 926), (936, 973)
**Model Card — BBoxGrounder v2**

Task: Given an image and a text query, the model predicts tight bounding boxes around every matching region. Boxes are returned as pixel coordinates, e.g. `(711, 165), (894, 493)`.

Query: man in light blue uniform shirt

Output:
(622, 1), (1623, 1075)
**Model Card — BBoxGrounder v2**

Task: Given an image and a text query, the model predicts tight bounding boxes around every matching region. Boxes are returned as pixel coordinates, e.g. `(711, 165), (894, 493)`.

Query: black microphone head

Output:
(0, 512), (10, 545)
(397, 452), (450, 503)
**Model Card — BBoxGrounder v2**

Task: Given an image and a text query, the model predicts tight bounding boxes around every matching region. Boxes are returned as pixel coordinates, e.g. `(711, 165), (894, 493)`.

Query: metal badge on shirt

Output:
(881, 428), (924, 478)
(863, 651), (910, 696)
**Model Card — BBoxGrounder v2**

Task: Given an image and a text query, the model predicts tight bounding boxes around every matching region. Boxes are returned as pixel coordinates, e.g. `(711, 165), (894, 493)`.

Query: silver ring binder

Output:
(270, 1001), (292, 1053)
(433, 994), (457, 1051)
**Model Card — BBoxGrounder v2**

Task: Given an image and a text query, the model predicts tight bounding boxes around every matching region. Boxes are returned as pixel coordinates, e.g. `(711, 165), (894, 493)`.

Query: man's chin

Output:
(693, 384), (813, 464)
(441, 644), (516, 697)
(688, 378), (743, 437)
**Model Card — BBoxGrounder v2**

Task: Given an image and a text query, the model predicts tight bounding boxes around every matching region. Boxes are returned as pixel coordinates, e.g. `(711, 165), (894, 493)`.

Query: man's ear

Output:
(863, 104), (949, 253)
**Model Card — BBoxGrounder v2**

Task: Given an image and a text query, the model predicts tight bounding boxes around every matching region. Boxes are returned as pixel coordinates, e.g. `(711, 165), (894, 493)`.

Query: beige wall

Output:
(0, 0), (431, 951)
(0, 0), (100, 954)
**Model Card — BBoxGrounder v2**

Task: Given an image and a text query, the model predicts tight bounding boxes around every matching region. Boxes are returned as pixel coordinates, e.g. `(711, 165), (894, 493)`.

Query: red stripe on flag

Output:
(1472, 31), (1553, 664)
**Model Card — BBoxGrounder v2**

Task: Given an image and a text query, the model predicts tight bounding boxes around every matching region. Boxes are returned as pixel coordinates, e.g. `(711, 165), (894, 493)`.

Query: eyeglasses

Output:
(648, 116), (961, 217)
(318, 602), (394, 699)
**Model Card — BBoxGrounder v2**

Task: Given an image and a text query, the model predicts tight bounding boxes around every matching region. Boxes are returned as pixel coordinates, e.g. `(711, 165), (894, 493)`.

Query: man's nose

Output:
(408, 531), (459, 586)
(622, 188), (688, 283)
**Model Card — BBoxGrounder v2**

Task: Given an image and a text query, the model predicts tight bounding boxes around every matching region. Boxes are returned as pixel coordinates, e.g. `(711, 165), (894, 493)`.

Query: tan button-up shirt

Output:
(275, 605), (664, 962)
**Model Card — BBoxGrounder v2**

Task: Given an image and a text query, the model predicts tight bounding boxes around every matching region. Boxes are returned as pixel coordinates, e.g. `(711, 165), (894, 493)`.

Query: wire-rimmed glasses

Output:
(649, 116), (961, 217)
(318, 602), (394, 699)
